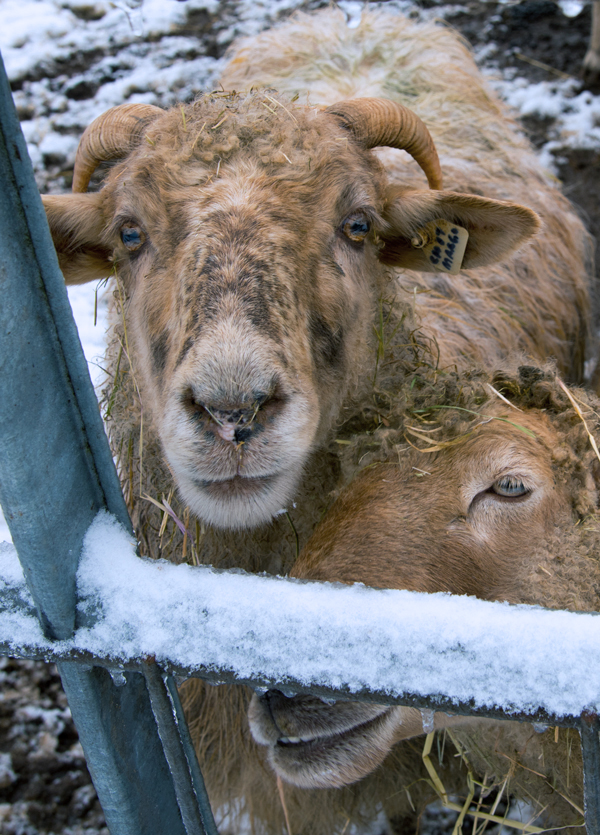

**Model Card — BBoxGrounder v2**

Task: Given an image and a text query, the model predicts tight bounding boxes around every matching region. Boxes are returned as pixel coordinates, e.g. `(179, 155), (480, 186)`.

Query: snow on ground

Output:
(1, 0), (223, 188)
(489, 73), (600, 172)
(2, 510), (600, 719)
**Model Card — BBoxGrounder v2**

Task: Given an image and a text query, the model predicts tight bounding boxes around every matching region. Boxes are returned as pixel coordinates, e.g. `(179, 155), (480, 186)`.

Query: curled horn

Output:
(72, 103), (164, 193)
(324, 98), (443, 190)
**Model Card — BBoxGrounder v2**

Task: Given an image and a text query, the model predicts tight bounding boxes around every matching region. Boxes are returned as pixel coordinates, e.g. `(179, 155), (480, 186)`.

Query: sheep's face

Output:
(42, 95), (539, 529)
(291, 407), (569, 596)
(122, 146), (383, 530)
(47, 100), (391, 529)
(249, 405), (596, 788)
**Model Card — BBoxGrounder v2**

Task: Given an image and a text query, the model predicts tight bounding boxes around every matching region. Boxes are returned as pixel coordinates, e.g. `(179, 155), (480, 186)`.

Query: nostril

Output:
(255, 380), (288, 421)
(180, 388), (205, 421)
(211, 407), (249, 426)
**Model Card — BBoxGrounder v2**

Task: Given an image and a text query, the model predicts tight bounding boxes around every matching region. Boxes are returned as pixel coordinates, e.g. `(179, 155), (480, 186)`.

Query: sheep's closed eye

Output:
(120, 224), (145, 252)
(490, 475), (530, 499)
(341, 212), (370, 244)
(469, 475), (532, 512)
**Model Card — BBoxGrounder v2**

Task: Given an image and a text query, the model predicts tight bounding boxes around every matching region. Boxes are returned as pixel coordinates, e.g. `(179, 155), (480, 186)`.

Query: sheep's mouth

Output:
(276, 710), (388, 751)
(179, 465), (303, 529)
(199, 474), (275, 498)
(269, 709), (396, 788)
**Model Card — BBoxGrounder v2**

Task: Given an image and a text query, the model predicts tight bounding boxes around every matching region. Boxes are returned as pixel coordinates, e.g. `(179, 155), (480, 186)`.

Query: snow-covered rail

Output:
(1, 40), (600, 835)
(2, 515), (600, 726)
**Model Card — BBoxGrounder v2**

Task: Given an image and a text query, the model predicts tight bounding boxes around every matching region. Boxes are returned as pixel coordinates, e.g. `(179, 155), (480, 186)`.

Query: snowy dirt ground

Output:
(0, 0), (599, 833)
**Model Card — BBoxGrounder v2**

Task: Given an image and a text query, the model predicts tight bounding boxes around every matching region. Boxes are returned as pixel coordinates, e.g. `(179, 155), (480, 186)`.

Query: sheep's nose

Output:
(182, 384), (287, 443)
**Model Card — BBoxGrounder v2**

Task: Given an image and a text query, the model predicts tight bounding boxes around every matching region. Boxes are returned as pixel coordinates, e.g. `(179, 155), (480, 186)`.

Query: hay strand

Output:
(422, 733), (548, 834)
(277, 775), (293, 835)
(487, 383), (524, 413)
(557, 379), (600, 465)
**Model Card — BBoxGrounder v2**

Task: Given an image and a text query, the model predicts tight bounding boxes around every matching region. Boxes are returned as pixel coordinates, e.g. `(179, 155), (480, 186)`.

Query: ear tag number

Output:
(413, 219), (469, 275)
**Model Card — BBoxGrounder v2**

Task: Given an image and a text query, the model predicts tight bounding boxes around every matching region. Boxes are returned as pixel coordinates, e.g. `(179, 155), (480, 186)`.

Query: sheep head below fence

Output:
(42, 93), (538, 530)
(248, 365), (600, 797)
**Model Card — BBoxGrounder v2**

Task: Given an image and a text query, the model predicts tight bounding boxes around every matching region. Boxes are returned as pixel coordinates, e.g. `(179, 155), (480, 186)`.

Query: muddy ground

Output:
(1, 1), (599, 833)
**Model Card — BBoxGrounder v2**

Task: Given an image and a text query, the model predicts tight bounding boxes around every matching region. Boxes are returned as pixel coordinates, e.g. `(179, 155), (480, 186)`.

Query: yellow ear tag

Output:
(413, 219), (469, 274)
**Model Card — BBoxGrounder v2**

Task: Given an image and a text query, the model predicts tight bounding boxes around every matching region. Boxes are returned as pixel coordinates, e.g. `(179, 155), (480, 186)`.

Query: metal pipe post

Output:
(581, 712), (600, 835)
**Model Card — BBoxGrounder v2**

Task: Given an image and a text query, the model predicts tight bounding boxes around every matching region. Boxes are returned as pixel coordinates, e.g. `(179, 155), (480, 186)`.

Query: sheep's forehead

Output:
(169, 163), (378, 231)
(438, 410), (558, 491)
(111, 92), (385, 216)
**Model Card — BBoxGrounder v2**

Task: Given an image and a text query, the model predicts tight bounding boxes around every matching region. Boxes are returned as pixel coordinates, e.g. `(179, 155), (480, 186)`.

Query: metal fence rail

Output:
(0, 45), (599, 835)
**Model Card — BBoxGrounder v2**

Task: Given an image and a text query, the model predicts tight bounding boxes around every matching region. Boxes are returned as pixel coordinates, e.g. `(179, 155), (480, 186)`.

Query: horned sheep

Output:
(41, 7), (595, 834)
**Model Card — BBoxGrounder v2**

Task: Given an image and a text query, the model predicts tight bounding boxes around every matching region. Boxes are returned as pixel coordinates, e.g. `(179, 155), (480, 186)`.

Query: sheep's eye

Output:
(491, 476), (530, 498)
(120, 225), (145, 252)
(341, 213), (370, 243)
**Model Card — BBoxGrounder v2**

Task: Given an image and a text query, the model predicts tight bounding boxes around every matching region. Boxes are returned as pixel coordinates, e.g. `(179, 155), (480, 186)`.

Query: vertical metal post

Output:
(144, 665), (219, 835)
(581, 712), (600, 835)
(0, 48), (213, 835)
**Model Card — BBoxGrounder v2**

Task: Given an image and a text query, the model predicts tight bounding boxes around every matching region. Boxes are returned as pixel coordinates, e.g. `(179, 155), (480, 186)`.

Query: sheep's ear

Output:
(42, 193), (113, 285)
(379, 186), (540, 272)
